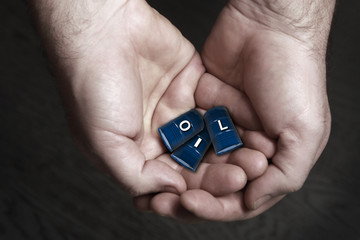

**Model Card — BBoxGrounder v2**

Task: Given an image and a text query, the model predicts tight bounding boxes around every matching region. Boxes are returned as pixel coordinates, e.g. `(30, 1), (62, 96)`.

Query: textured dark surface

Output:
(1, 0), (360, 239)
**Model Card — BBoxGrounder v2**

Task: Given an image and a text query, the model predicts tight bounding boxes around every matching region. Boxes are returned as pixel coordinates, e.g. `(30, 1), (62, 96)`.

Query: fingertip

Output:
(151, 192), (179, 217)
(229, 148), (268, 180)
(181, 190), (225, 221)
(201, 164), (247, 196)
(251, 152), (268, 178)
(150, 192), (200, 222)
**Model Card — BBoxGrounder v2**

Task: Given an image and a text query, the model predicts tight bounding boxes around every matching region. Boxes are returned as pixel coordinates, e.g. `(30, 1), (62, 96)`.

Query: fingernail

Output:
(254, 195), (271, 210)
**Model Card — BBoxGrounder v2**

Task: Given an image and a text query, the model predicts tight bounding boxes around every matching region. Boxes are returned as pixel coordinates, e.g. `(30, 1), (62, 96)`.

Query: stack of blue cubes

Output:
(158, 106), (243, 171)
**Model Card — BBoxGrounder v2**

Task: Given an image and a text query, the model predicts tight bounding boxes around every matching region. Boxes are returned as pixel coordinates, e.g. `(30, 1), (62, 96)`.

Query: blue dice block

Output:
(158, 109), (204, 152)
(171, 128), (211, 171)
(204, 106), (243, 155)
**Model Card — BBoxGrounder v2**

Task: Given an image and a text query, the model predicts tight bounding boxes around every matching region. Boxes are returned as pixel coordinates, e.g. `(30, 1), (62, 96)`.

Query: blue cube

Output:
(158, 109), (204, 152)
(204, 106), (243, 155)
(171, 128), (211, 171)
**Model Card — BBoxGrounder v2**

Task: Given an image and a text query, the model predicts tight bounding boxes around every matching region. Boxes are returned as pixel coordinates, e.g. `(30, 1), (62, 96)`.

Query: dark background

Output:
(1, 0), (360, 239)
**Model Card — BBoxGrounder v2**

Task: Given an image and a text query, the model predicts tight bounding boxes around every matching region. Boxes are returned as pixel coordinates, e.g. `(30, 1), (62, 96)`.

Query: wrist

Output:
(27, 0), (132, 59)
(228, 0), (335, 56)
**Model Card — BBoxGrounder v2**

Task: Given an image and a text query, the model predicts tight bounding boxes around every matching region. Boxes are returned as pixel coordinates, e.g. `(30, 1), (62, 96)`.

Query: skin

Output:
(30, 0), (256, 201)
(139, 0), (335, 221)
(29, 0), (335, 222)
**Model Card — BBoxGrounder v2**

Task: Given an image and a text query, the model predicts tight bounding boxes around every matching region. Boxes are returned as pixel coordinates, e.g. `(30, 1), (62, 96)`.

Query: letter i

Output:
(194, 138), (202, 148)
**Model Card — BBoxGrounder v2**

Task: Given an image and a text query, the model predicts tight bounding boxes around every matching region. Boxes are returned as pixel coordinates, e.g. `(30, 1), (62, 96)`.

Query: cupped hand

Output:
(52, 0), (198, 195)
(40, 0), (249, 199)
(147, 0), (333, 221)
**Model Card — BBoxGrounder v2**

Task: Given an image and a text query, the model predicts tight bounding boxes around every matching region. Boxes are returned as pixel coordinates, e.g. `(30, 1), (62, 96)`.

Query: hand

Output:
(32, 0), (249, 200)
(33, 0), (197, 195)
(147, 0), (334, 221)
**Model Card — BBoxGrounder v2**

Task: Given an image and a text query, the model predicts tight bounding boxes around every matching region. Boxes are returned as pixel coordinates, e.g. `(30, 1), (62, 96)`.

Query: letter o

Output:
(179, 120), (191, 132)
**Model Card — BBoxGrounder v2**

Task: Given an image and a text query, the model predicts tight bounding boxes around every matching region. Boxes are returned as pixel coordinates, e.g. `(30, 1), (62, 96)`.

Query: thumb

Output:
(244, 129), (319, 210)
(94, 135), (186, 196)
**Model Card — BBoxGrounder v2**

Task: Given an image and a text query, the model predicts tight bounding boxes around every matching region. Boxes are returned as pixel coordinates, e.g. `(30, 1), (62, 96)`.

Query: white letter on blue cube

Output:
(204, 106), (243, 155)
(158, 109), (204, 152)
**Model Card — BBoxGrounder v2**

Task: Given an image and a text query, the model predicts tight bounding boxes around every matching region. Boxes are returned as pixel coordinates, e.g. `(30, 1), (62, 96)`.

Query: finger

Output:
(100, 136), (187, 196)
(157, 146), (247, 198)
(195, 73), (262, 130)
(156, 153), (247, 196)
(180, 190), (285, 221)
(242, 130), (277, 158)
(157, 149), (248, 196)
(181, 163), (247, 196)
(181, 190), (227, 221)
(202, 147), (267, 181)
(228, 148), (268, 180)
(150, 192), (202, 223)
